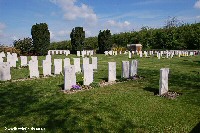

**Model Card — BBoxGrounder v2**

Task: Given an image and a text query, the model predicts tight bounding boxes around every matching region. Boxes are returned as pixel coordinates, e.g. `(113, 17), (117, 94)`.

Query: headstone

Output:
(104, 51), (108, 56)
(82, 57), (89, 72)
(121, 61), (129, 78)
(0, 62), (11, 81)
(31, 56), (37, 61)
(159, 68), (169, 95)
(92, 57), (97, 70)
(73, 58), (81, 73)
(64, 65), (76, 90)
(129, 60), (138, 77)
(128, 51), (132, 58)
(77, 51), (81, 57)
(54, 59), (62, 74)
(108, 62), (116, 82)
(158, 53), (161, 59)
(139, 51), (142, 58)
(42, 59), (51, 76)
(20, 56), (28, 67)
(83, 64), (93, 85)
(29, 60), (39, 78)
(64, 58), (70, 68)
(46, 55), (52, 65)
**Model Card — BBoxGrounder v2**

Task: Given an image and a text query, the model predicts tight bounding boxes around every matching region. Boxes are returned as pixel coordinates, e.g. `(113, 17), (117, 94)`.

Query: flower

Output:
(71, 85), (81, 90)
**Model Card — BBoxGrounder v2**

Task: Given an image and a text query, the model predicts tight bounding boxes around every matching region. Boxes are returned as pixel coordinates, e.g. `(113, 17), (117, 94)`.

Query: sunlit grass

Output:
(0, 54), (199, 132)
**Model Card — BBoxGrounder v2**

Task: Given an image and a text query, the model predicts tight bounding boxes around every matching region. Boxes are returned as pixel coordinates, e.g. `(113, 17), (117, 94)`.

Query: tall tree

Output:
(98, 29), (112, 53)
(70, 27), (85, 53)
(13, 37), (33, 55)
(31, 23), (50, 55)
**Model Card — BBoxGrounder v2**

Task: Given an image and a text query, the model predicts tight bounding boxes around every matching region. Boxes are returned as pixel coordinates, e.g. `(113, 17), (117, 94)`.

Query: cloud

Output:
(50, 0), (97, 24)
(57, 30), (70, 36)
(194, 0), (200, 8)
(107, 20), (131, 28)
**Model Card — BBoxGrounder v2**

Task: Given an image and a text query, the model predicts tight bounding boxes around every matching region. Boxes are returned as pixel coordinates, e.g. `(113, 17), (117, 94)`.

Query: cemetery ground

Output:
(0, 54), (200, 132)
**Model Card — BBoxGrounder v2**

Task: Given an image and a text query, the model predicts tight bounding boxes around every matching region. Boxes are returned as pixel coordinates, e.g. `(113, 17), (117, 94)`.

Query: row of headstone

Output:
(28, 56), (98, 79)
(107, 60), (138, 82)
(64, 61), (95, 90)
(121, 60), (138, 78)
(48, 50), (70, 56)
(77, 50), (94, 57)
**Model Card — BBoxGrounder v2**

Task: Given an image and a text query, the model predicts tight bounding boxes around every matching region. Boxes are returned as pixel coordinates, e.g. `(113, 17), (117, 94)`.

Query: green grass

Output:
(0, 54), (200, 132)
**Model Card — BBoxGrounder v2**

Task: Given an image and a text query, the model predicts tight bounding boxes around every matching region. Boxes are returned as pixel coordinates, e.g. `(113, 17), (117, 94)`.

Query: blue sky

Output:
(0, 0), (200, 45)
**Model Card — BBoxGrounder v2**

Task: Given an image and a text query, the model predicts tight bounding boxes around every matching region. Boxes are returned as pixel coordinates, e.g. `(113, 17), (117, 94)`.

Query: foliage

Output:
(13, 37), (33, 55)
(84, 37), (98, 50)
(49, 40), (72, 50)
(89, 82), (100, 88)
(31, 23), (50, 55)
(70, 27), (85, 53)
(98, 29), (113, 53)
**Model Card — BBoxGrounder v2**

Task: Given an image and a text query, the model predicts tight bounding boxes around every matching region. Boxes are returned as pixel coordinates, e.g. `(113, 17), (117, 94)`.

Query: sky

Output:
(0, 0), (200, 45)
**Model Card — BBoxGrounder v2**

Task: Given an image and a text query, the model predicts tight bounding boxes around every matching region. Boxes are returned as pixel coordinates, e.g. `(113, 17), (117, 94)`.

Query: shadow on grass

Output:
(0, 83), (39, 127)
(143, 87), (159, 95)
(190, 122), (200, 133)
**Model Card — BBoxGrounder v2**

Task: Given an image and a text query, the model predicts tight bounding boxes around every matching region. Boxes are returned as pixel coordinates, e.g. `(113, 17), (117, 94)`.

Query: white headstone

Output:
(92, 57), (97, 70)
(121, 61), (129, 78)
(108, 62), (116, 82)
(20, 56), (28, 67)
(29, 60), (39, 78)
(128, 51), (132, 59)
(82, 57), (89, 72)
(130, 60), (138, 77)
(43, 59), (51, 76)
(77, 51), (81, 57)
(0, 62), (11, 81)
(64, 65), (76, 90)
(31, 56), (37, 61)
(64, 58), (70, 68)
(83, 64), (93, 85)
(159, 68), (169, 95)
(54, 59), (62, 74)
(73, 58), (81, 73)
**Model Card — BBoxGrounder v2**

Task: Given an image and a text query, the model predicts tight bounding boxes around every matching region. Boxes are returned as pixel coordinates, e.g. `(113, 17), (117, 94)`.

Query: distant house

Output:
(127, 44), (142, 52)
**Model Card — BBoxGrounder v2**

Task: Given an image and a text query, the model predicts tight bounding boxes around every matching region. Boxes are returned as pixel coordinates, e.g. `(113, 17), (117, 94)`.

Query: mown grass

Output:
(0, 54), (200, 132)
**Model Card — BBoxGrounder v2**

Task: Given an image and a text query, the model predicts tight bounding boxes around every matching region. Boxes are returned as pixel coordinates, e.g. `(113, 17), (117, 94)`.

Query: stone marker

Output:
(130, 60), (138, 77)
(43, 59), (51, 76)
(108, 62), (116, 82)
(29, 60), (39, 78)
(159, 68), (169, 95)
(83, 64), (93, 85)
(64, 58), (70, 68)
(20, 56), (28, 67)
(0, 62), (11, 81)
(0, 56), (3, 62)
(54, 59), (62, 74)
(73, 58), (81, 73)
(77, 51), (80, 57)
(128, 51), (132, 58)
(64, 65), (76, 90)
(82, 57), (89, 72)
(92, 57), (97, 70)
(31, 56), (37, 61)
(121, 61), (129, 78)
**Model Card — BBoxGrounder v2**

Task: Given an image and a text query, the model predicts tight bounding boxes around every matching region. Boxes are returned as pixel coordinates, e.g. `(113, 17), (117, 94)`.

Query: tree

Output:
(98, 29), (113, 53)
(13, 37), (33, 55)
(31, 23), (50, 55)
(70, 27), (85, 53)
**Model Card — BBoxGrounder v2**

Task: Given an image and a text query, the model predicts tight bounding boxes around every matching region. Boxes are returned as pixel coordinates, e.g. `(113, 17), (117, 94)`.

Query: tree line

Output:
(13, 20), (200, 55)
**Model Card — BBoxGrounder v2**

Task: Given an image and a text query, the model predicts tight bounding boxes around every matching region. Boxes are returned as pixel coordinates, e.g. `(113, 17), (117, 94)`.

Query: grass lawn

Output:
(0, 54), (200, 132)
